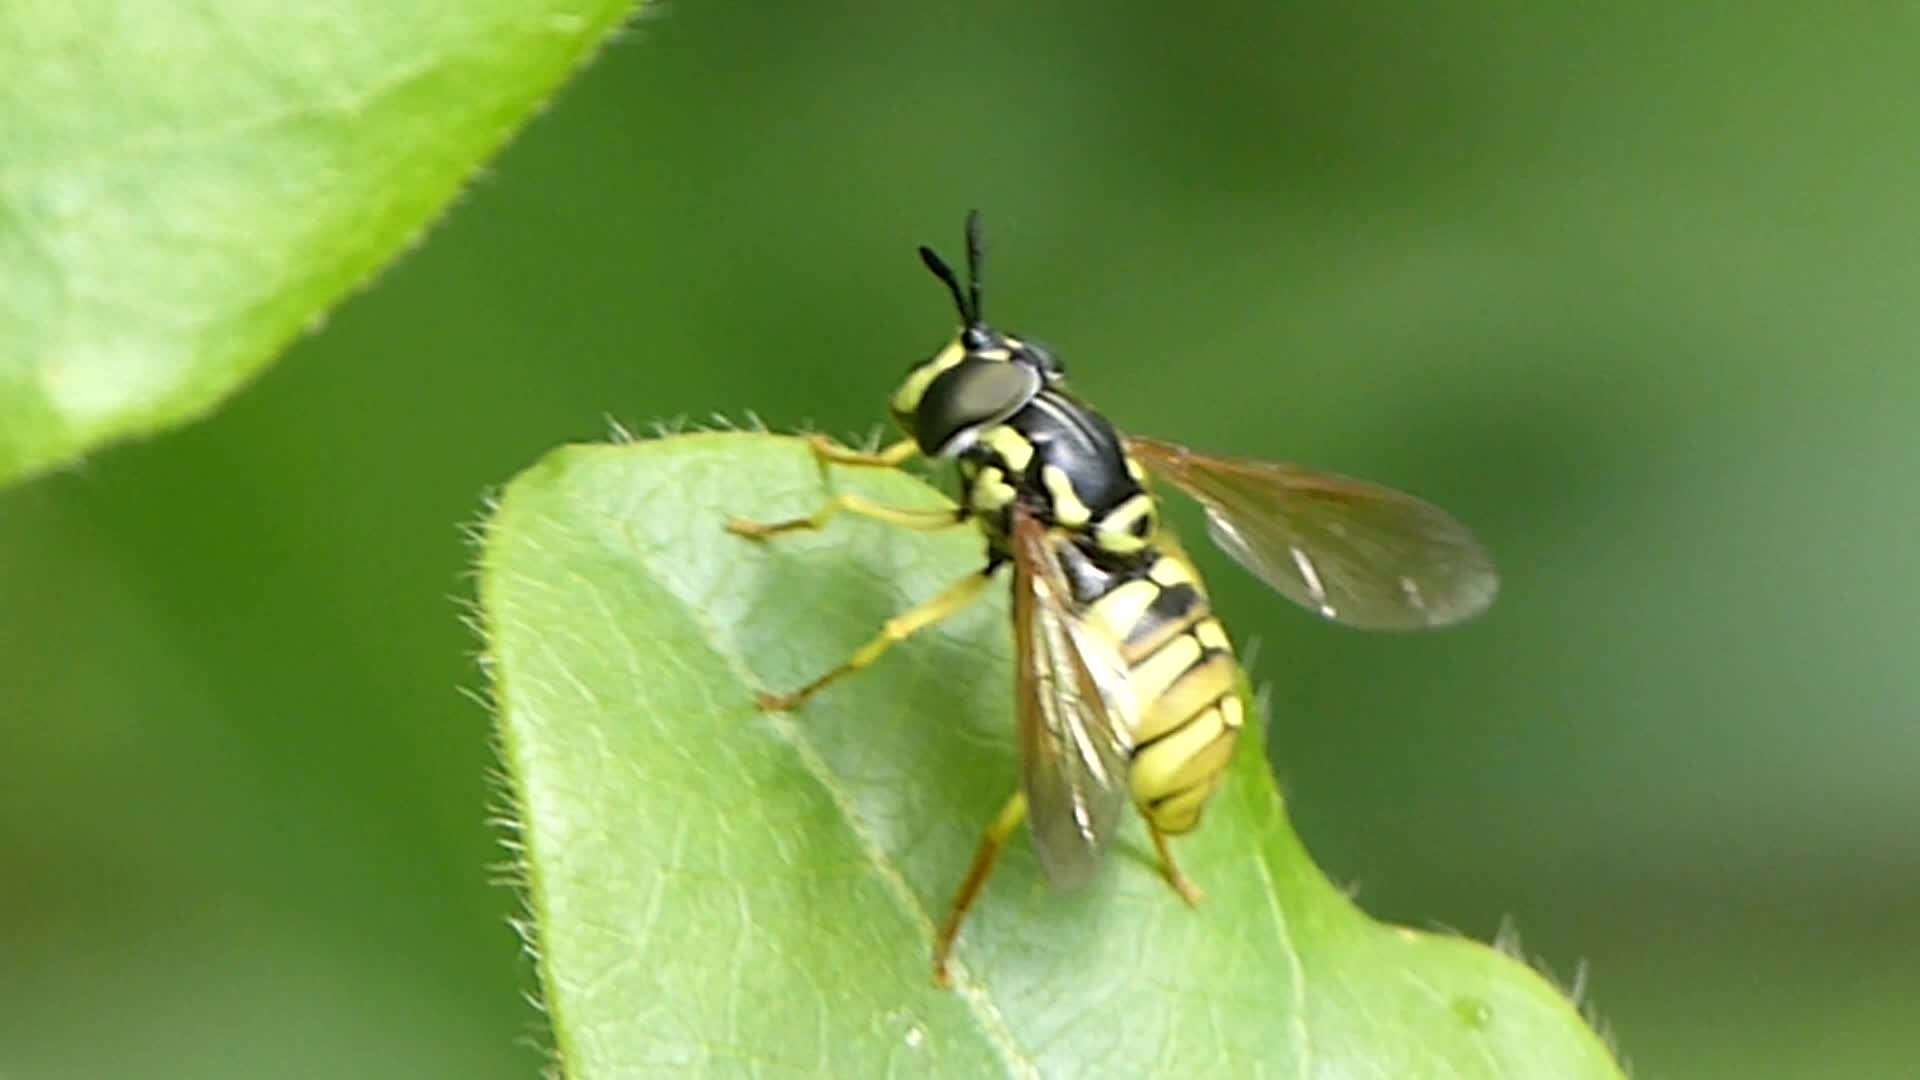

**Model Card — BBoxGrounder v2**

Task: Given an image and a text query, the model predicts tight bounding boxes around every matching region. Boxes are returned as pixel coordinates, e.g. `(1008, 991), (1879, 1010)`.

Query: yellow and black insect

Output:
(728, 212), (1497, 984)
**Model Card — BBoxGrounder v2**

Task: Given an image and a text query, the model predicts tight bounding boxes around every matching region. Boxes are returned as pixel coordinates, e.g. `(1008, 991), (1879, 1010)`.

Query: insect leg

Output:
(805, 434), (919, 469)
(753, 568), (995, 712)
(933, 791), (1028, 987)
(1149, 822), (1205, 907)
(727, 492), (965, 541)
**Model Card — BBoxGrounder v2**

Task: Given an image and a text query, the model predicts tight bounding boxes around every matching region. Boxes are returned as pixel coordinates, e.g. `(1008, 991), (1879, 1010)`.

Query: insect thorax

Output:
(958, 392), (1160, 564)
(889, 334), (1161, 565)
(892, 329), (1240, 837)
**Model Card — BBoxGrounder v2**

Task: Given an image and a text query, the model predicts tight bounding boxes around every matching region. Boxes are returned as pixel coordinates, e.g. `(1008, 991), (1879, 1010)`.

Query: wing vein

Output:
(1129, 436), (1498, 630)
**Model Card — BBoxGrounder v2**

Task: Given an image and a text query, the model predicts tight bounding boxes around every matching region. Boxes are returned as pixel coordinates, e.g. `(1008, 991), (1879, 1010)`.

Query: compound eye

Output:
(916, 359), (1042, 456)
(961, 326), (992, 350)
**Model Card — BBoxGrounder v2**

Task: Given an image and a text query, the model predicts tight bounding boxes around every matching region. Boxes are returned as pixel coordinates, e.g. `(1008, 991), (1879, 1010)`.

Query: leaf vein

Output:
(1254, 853), (1313, 1076)
(618, 490), (1040, 1079)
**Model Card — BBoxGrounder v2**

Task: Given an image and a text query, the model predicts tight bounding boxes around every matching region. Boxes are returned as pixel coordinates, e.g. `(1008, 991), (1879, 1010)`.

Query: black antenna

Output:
(918, 212), (990, 328)
(964, 209), (984, 323)
(917, 245), (973, 325)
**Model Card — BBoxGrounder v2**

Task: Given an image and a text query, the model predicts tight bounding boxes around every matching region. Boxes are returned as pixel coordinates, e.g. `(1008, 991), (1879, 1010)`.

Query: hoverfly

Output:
(728, 213), (1496, 984)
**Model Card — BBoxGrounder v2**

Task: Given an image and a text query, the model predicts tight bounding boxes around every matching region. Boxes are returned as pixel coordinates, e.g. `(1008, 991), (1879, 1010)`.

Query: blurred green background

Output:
(6, 3), (1917, 1076)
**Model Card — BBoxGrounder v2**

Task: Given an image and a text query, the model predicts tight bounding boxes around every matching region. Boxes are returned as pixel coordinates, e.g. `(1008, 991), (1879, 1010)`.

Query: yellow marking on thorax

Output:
(981, 425), (1034, 472)
(1093, 493), (1155, 555)
(1042, 464), (1092, 528)
(969, 465), (1018, 512)
(890, 340), (965, 416)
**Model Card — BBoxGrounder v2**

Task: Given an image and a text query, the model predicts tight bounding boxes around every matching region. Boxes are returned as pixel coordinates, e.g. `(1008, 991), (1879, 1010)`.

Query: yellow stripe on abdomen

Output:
(1082, 553), (1243, 836)
(1086, 579), (1158, 646)
(1132, 652), (1236, 745)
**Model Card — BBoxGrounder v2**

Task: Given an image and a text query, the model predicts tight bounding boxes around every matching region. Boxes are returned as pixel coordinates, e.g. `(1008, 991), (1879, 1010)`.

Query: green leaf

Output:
(480, 432), (1624, 1078)
(0, 1), (637, 486)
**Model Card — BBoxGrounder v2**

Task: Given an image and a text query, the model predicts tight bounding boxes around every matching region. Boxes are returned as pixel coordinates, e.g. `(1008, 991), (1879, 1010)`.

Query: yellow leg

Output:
(806, 434), (919, 468)
(933, 791), (1028, 987)
(1149, 823), (1205, 907)
(727, 491), (965, 541)
(754, 570), (994, 712)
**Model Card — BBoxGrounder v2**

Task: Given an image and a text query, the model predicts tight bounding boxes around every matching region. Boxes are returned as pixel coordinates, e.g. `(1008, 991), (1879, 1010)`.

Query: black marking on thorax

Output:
(960, 390), (1145, 543)
(1016, 391), (1136, 514)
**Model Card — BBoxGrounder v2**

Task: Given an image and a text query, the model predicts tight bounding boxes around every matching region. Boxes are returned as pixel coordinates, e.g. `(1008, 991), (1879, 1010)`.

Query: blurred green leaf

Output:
(480, 432), (1622, 1077)
(0, 1), (636, 486)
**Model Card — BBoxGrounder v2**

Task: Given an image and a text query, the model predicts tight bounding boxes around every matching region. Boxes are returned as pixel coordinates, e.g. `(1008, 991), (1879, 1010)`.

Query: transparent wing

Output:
(1010, 509), (1137, 889)
(1128, 436), (1498, 630)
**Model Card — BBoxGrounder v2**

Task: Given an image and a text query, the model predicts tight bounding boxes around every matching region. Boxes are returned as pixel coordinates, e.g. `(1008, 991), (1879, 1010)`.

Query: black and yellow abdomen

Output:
(935, 375), (1247, 837)
(1054, 536), (1245, 834)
